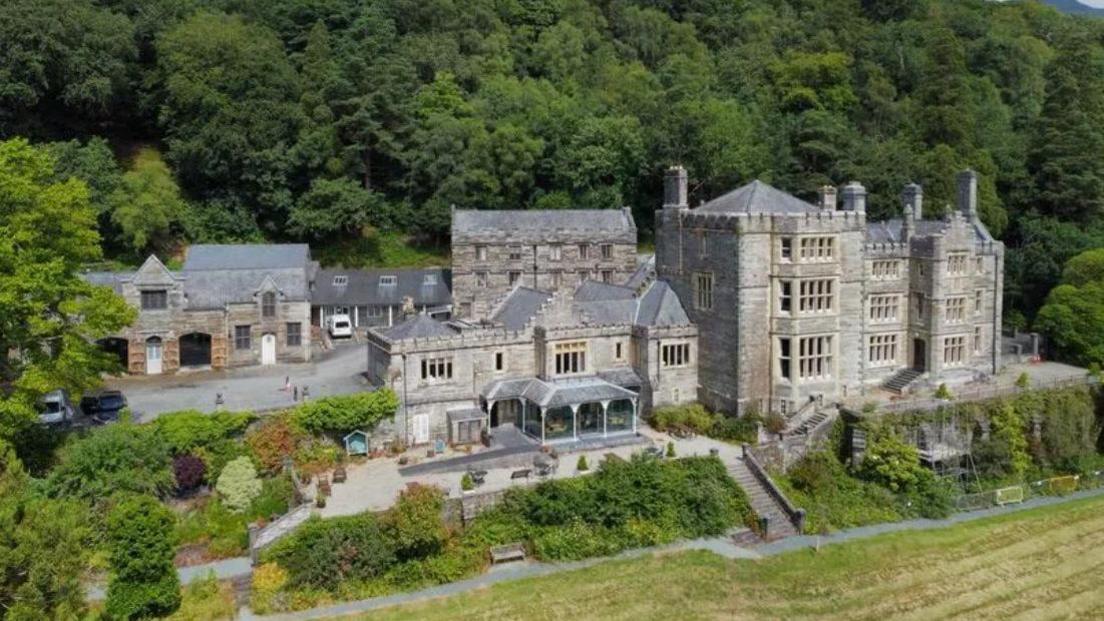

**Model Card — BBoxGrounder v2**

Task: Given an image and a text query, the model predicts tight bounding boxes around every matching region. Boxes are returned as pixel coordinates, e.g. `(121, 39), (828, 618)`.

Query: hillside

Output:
(1043, 0), (1104, 16)
(4, 0), (1104, 324)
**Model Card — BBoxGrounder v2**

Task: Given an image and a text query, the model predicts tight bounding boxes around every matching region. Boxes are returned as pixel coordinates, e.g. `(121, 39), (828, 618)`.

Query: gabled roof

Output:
(574, 280), (635, 302)
(452, 208), (635, 237)
(625, 255), (655, 291)
(182, 268), (309, 309)
(635, 280), (690, 327)
(312, 268), (452, 307)
(382, 313), (458, 341)
(481, 376), (637, 409)
(183, 244), (310, 271)
(697, 180), (819, 215)
(492, 287), (553, 331)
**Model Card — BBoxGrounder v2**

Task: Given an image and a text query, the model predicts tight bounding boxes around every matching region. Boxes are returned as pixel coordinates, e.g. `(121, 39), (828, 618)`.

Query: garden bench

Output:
(332, 467), (347, 483)
(489, 542), (526, 564)
(510, 468), (531, 480)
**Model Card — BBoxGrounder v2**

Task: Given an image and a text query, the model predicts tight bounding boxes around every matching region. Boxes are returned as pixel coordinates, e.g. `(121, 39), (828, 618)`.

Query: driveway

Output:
(106, 344), (369, 421)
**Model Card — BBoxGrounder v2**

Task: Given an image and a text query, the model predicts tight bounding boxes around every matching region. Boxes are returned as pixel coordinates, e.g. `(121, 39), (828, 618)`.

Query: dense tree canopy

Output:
(2, 0), (1104, 332)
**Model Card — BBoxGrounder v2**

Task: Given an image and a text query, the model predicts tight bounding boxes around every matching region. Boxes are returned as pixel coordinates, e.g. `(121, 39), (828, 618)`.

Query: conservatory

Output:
(482, 376), (638, 445)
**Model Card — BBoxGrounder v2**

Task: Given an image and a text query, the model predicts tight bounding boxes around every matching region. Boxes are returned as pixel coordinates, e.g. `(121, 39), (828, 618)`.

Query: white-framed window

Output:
(947, 253), (968, 275)
(946, 297), (966, 324)
(868, 334), (898, 366)
(475, 245), (487, 261)
(508, 271), (521, 286)
(601, 244), (613, 259)
(578, 244), (589, 260)
(332, 275), (348, 287)
(780, 237), (793, 261)
(778, 337), (791, 380)
(799, 236), (835, 262)
(550, 244), (562, 261)
(661, 342), (690, 367)
(423, 273), (438, 286)
(798, 279), (834, 313)
(974, 326), (982, 354)
(554, 341), (587, 375)
(379, 275), (397, 287)
(261, 291), (277, 318)
(494, 351), (505, 372)
(943, 336), (966, 366)
(779, 280), (792, 313)
(476, 271), (489, 287)
(367, 305), (383, 318)
(421, 357), (453, 380)
(697, 232), (708, 258)
(872, 260), (899, 279)
(798, 336), (833, 380)
(974, 289), (983, 314)
(508, 245), (523, 261)
(694, 272), (713, 310)
(869, 295), (899, 322)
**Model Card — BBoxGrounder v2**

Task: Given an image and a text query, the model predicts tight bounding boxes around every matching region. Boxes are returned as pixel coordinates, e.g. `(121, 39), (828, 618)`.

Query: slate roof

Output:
(574, 280), (635, 302)
(453, 209), (635, 236)
(697, 180), (819, 215)
(481, 376), (637, 409)
(491, 287), (553, 330)
(567, 279), (691, 328)
(625, 255), (655, 291)
(863, 218), (997, 244)
(82, 271), (134, 294)
(381, 313), (459, 341)
(183, 244), (311, 271)
(312, 268), (452, 307)
(635, 281), (690, 327)
(598, 367), (644, 388)
(182, 268), (310, 309)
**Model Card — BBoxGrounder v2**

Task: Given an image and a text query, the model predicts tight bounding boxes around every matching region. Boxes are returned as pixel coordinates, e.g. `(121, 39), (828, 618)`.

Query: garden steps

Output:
(726, 459), (799, 539)
(884, 368), (923, 394)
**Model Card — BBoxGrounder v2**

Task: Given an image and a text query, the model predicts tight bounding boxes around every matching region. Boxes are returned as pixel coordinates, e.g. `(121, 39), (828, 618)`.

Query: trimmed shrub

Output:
(460, 473), (474, 491)
(293, 390), (399, 435)
(267, 514), (395, 590)
(216, 457), (262, 513)
(105, 495), (181, 618)
(934, 383), (953, 400)
(173, 454), (206, 494)
(666, 441), (676, 458)
(763, 412), (786, 434)
(649, 403), (713, 433)
(710, 415), (759, 443)
(576, 455), (589, 471)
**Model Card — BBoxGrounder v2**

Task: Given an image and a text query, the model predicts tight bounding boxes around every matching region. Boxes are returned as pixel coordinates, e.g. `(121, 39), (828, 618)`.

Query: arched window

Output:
(262, 292), (276, 318)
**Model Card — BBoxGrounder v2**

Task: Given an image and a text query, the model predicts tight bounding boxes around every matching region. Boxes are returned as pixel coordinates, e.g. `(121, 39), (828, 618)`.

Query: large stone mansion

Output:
(369, 166), (1003, 446)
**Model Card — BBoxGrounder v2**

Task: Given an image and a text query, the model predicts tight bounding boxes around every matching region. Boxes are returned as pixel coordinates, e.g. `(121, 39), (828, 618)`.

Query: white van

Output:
(327, 313), (353, 338)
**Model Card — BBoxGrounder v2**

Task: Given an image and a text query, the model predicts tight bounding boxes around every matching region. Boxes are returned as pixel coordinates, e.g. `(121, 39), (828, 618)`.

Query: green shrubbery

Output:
(260, 456), (752, 612)
(649, 403), (759, 444)
(176, 475), (296, 559)
(293, 390), (399, 435)
(47, 423), (174, 507)
(106, 495), (181, 619)
(216, 457), (263, 513)
(152, 410), (254, 455)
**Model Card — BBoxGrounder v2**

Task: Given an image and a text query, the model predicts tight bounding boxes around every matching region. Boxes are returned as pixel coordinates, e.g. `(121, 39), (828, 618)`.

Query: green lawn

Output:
(351, 494), (1104, 620)
(312, 231), (448, 269)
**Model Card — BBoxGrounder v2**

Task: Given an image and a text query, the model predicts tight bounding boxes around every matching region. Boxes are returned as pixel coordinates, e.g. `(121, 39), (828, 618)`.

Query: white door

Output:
(146, 337), (163, 375)
(412, 414), (430, 445)
(261, 333), (276, 365)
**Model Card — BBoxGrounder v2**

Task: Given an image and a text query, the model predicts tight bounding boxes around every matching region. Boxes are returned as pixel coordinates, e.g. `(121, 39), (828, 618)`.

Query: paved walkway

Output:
(106, 344), (369, 421)
(86, 555), (252, 602)
(242, 485), (1104, 620)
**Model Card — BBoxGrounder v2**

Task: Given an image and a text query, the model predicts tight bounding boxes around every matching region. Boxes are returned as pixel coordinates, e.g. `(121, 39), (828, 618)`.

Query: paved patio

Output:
(105, 343), (369, 421)
(318, 426), (732, 518)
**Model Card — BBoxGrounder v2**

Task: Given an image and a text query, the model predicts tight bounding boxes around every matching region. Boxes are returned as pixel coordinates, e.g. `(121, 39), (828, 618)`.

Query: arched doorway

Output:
(145, 336), (163, 375)
(97, 338), (128, 369)
(179, 332), (212, 367)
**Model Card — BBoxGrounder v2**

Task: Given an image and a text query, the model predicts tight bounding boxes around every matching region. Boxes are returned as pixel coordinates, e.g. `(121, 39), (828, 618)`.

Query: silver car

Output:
(39, 389), (75, 426)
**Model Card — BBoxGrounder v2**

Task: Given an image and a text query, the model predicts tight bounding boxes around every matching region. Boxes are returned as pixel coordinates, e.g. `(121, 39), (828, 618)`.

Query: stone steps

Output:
(884, 368), (923, 394)
(726, 459), (798, 539)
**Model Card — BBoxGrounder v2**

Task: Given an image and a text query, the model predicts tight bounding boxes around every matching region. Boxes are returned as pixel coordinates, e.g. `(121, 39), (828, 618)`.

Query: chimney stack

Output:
(663, 165), (689, 209)
(902, 183), (923, 220)
(819, 185), (837, 210)
(840, 181), (867, 213)
(956, 169), (978, 219)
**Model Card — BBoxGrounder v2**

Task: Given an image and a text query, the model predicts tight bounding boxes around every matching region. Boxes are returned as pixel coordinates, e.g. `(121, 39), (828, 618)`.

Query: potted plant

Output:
(460, 472), (475, 494)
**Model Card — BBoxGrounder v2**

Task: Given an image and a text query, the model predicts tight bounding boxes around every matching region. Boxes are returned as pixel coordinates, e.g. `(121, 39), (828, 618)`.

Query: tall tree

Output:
(0, 139), (135, 440)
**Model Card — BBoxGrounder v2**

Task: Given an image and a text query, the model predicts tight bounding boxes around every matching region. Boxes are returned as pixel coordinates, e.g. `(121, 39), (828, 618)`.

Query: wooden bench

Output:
(489, 542), (526, 564)
(510, 468), (531, 480)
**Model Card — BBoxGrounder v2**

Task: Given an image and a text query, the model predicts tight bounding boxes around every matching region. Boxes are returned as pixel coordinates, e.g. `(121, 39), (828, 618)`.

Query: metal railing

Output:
(953, 471), (1104, 512)
(879, 375), (1097, 414)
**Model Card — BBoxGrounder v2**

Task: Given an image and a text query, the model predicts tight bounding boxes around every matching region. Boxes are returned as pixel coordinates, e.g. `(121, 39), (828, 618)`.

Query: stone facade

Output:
(656, 167), (1003, 415)
(86, 246), (313, 375)
(451, 207), (638, 319)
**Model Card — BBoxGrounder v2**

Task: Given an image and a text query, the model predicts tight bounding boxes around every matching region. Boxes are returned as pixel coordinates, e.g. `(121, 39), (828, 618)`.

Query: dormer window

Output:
(262, 292), (276, 318)
(141, 290), (168, 310)
(379, 275), (397, 287)
(332, 275), (348, 287)
(423, 274), (438, 286)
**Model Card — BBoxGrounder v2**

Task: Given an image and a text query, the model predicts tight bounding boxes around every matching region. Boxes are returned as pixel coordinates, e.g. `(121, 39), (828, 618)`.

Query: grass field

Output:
(352, 494), (1104, 621)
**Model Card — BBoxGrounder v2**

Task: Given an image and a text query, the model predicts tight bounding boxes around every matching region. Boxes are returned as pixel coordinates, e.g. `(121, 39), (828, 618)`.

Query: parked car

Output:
(38, 389), (75, 426)
(327, 313), (353, 338)
(80, 389), (128, 423)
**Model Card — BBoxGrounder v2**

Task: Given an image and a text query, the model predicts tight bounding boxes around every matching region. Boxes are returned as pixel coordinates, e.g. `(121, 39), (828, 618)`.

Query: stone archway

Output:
(179, 332), (212, 367)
